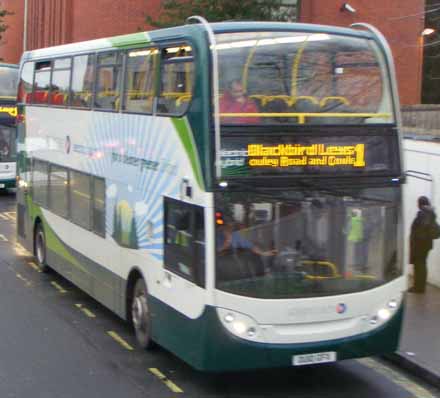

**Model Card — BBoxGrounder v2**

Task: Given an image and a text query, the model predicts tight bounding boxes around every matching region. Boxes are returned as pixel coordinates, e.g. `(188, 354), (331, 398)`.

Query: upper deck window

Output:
(157, 45), (194, 115)
(215, 31), (394, 126)
(123, 48), (158, 114)
(71, 55), (95, 109)
(33, 61), (52, 105)
(95, 52), (122, 111)
(18, 62), (34, 104)
(50, 58), (71, 107)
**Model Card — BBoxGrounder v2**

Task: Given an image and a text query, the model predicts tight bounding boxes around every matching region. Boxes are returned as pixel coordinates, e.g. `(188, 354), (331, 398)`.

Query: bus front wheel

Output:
(34, 223), (50, 273)
(131, 278), (154, 350)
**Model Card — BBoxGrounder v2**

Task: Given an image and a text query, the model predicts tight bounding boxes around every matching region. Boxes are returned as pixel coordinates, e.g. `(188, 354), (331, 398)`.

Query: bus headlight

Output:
(369, 295), (402, 327)
(377, 308), (391, 321)
(217, 308), (261, 341)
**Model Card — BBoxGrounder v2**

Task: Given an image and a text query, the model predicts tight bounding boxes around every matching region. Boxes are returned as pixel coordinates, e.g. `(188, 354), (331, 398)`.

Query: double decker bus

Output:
(16, 19), (405, 371)
(0, 63), (18, 190)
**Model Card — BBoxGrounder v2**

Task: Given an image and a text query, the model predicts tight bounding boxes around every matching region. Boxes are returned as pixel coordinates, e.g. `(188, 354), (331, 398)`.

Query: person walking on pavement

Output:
(409, 196), (437, 293)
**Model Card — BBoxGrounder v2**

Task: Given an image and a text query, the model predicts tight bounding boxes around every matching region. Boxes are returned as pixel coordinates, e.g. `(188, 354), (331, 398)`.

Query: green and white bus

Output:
(16, 18), (405, 371)
(0, 63), (18, 189)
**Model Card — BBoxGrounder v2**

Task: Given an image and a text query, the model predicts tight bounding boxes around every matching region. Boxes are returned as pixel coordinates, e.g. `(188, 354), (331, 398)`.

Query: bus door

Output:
(159, 197), (206, 318)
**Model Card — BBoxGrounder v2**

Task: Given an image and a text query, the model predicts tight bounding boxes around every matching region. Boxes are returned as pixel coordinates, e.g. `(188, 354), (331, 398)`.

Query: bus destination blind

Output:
(220, 135), (397, 177)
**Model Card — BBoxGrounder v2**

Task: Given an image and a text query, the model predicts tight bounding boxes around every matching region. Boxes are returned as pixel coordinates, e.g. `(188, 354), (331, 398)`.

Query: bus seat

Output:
(291, 97), (320, 124)
(262, 98), (288, 124)
(249, 95), (265, 109)
(319, 97), (363, 124)
(320, 96), (350, 109)
(292, 97), (319, 113)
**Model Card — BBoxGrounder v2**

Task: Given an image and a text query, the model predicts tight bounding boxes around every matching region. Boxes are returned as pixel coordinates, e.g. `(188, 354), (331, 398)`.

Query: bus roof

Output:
(21, 21), (374, 61)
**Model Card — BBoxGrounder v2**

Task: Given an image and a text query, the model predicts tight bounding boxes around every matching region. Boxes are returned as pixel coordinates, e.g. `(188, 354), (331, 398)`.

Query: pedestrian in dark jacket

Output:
(409, 196), (436, 293)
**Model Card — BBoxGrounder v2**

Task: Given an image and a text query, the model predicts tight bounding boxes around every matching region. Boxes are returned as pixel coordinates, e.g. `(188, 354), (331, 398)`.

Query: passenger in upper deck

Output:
(219, 80), (260, 124)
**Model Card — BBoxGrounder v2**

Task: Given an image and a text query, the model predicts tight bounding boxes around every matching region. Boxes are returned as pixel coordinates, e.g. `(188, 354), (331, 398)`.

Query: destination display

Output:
(220, 135), (399, 177)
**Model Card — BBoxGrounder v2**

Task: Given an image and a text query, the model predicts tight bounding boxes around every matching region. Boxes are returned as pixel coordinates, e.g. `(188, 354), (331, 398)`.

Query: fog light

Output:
(224, 313), (234, 323)
(388, 299), (398, 309)
(232, 321), (247, 335)
(378, 308), (391, 321)
(370, 316), (378, 325)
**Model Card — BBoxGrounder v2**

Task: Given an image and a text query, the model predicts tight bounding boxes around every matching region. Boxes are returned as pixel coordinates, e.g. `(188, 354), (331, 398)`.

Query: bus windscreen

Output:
(0, 66), (18, 99)
(215, 31), (394, 126)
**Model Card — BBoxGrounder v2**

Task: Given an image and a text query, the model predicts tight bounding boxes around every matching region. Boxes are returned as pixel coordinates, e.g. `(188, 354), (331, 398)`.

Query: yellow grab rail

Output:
(219, 112), (392, 124)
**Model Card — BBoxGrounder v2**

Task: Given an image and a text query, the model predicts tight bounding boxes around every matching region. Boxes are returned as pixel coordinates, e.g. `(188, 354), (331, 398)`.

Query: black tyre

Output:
(34, 223), (50, 273)
(131, 278), (155, 350)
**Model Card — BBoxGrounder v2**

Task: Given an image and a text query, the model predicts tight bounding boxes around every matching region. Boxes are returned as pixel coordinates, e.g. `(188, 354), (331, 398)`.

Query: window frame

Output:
(48, 163), (70, 219)
(93, 50), (124, 112)
(121, 46), (159, 116)
(49, 56), (72, 108)
(18, 61), (35, 105)
(30, 158), (106, 238)
(69, 168), (93, 231)
(91, 175), (106, 238)
(156, 41), (196, 118)
(32, 60), (53, 106)
(70, 53), (97, 110)
(31, 158), (49, 208)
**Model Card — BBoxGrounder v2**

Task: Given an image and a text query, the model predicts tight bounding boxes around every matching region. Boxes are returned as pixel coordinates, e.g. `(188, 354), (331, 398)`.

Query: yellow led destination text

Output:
(247, 143), (366, 168)
(0, 106), (17, 117)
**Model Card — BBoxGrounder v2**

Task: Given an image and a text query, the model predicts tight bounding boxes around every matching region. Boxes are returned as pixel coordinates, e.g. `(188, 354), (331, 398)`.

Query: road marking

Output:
(16, 273), (32, 287)
(75, 303), (96, 318)
(27, 261), (42, 273)
(15, 243), (31, 256)
(4, 212), (16, 221)
(0, 234), (8, 242)
(107, 331), (134, 351)
(357, 358), (435, 398)
(50, 281), (68, 294)
(148, 368), (184, 394)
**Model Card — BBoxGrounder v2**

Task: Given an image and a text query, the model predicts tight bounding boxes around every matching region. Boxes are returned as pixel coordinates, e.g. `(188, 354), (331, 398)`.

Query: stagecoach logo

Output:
(65, 136), (71, 154)
(336, 303), (347, 314)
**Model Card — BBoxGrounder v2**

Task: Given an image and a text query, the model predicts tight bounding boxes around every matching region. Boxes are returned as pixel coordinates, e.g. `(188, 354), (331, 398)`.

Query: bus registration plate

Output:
(293, 351), (336, 366)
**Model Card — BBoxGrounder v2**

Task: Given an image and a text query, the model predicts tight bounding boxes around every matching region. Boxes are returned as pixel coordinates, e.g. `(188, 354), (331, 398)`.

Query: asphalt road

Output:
(0, 191), (438, 398)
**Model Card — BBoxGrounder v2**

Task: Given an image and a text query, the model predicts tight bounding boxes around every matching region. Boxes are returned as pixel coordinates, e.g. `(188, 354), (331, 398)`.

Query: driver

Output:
(217, 222), (276, 257)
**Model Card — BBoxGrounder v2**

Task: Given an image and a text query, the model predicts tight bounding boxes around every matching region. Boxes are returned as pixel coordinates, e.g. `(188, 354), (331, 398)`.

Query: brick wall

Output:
(0, 0), (24, 64)
(26, 0), (72, 50)
(299, 0), (425, 105)
(71, 0), (160, 42)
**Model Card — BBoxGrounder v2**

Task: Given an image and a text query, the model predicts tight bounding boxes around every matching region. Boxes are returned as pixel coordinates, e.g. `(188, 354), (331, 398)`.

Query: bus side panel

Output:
(24, 203), (127, 320)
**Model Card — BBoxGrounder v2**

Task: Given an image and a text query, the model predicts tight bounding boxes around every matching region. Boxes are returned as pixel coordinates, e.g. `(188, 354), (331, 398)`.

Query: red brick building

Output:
(0, 0), (426, 104)
(0, 0), (24, 64)
(300, 0), (425, 106)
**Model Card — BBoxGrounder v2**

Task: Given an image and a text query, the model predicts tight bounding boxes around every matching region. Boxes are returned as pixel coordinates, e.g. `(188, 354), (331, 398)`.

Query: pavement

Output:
(385, 282), (440, 389)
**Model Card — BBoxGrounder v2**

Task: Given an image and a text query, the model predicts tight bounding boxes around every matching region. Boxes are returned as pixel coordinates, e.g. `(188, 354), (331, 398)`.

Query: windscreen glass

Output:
(215, 186), (401, 298)
(0, 67), (18, 99)
(0, 126), (16, 161)
(215, 31), (394, 126)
